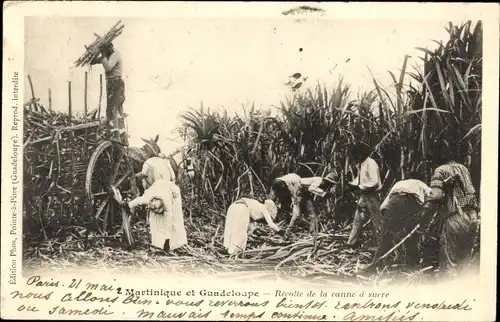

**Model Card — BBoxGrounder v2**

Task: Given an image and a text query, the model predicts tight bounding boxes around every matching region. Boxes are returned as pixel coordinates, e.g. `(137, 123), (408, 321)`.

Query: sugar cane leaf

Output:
(434, 60), (455, 110)
(415, 47), (435, 57)
(451, 65), (474, 110)
(404, 108), (452, 115)
(276, 246), (312, 268)
(388, 71), (398, 87)
(462, 124), (481, 140)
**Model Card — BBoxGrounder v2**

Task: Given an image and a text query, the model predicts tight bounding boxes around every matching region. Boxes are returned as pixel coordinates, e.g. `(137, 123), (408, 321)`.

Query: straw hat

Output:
(323, 172), (338, 184)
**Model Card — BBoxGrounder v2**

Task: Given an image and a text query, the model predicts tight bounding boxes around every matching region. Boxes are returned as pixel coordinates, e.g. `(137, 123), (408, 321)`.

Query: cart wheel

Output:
(85, 141), (138, 235)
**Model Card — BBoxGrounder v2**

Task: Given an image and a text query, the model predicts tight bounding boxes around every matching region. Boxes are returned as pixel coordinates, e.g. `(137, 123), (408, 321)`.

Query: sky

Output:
(24, 15), (454, 155)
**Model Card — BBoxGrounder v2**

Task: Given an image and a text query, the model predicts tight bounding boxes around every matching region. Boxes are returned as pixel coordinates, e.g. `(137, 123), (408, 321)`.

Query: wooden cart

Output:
(24, 74), (138, 244)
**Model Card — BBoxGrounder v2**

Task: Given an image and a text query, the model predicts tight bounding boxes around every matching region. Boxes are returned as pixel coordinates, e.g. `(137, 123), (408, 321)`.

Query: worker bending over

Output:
(117, 176), (187, 252)
(373, 178), (432, 267)
(223, 198), (280, 255)
(269, 172), (337, 237)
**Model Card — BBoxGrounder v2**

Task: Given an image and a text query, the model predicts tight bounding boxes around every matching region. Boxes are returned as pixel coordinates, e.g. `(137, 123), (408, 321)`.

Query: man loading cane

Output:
(91, 41), (127, 145)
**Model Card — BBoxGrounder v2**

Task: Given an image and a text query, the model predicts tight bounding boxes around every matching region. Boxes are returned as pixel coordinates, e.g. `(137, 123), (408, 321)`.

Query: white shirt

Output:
(239, 198), (280, 232)
(276, 173), (302, 198)
(299, 176), (323, 187)
(350, 157), (381, 192)
(300, 177), (326, 197)
(275, 174), (327, 229)
(380, 179), (432, 211)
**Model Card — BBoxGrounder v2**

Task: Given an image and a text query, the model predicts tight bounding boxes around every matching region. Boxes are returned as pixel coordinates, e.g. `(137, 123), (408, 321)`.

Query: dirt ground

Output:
(23, 216), (468, 287)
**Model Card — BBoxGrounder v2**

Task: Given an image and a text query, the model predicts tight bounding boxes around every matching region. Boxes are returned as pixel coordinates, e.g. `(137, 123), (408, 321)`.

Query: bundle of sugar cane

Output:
(74, 20), (125, 67)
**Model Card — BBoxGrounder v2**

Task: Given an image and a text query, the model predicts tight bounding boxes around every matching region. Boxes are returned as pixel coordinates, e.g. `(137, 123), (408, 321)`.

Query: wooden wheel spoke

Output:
(86, 141), (136, 236)
(115, 169), (132, 187)
(95, 198), (110, 219)
(104, 201), (112, 232)
(110, 150), (125, 183)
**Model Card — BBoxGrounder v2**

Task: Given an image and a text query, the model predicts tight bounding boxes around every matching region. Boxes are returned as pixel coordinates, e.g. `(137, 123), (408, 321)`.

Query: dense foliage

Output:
(178, 21), (482, 230)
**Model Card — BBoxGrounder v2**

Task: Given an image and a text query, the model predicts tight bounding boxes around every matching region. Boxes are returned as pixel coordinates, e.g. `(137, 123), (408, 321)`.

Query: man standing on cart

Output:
(91, 41), (127, 145)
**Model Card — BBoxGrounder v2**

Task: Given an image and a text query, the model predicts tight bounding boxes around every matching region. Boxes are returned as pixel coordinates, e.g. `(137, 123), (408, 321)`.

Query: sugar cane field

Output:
(22, 19), (482, 286)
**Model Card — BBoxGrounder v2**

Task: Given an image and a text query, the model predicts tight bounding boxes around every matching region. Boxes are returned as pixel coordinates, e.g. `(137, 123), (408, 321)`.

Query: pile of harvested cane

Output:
(74, 20), (125, 67)
(23, 213), (449, 286)
(23, 103), (109, 240)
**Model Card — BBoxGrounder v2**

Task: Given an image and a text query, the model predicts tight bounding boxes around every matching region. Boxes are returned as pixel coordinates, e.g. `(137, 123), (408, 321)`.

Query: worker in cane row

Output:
(268, 172), (338, 237)
(115, 154), (187, 253)
(372, 177), (432, 266)
(122, 178), (188, 252)
(221, 171), (337, 255)
(118, 140), (478, 277)
(424, 156), (479, 275)
(223, 198), (280, 255)
(137, 153), (177, 189)
(370, 150), (478, 276)
(345, 143), (383, 248)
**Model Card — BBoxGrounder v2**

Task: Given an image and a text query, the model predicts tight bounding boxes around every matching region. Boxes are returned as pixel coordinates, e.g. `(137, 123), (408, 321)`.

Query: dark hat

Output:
(351, 141), (373, 160)
(99, 40), (114, 51)
(433, 140), (454, 165)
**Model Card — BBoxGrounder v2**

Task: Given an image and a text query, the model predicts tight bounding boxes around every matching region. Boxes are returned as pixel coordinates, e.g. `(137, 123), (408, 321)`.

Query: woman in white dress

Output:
(118, 179), (187, 251)
(223, 198), (281, 255)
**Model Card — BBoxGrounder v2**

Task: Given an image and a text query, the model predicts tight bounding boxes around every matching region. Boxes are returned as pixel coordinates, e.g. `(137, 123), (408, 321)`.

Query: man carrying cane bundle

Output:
(91, 41), (127, 144)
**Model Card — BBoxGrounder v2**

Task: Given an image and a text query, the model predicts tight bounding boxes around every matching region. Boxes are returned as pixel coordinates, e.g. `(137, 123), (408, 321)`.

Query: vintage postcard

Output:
(2, 2), (499, 321)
